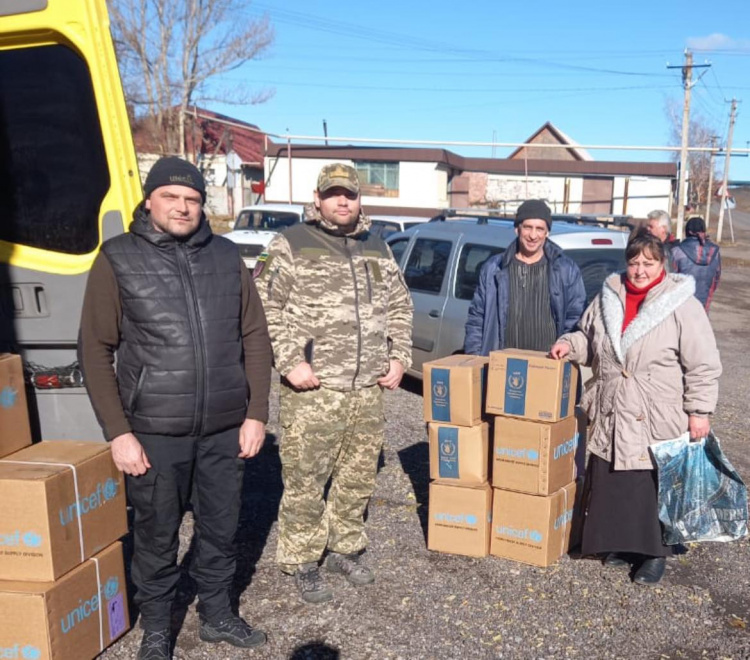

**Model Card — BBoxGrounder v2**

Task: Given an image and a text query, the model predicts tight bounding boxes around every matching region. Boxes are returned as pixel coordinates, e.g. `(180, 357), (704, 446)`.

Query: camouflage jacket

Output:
(255, 205), (413, 391)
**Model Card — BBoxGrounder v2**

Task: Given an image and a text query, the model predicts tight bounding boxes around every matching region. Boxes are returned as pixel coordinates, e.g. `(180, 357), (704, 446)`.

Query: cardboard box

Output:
(0, 442), (127, 581)
(429, 422), (490, 485)
(490, 481), (580, 567)
(428, 481), (492, 558)
(493, 416), (578, 495)
(0, 541), (129, 660)
(0, 354), (32, 459)
(486, 349), (578, 422)
(423, 355), (488, 426)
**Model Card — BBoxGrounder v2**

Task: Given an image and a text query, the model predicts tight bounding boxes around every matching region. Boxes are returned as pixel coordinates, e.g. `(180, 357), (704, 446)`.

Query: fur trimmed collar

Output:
(601, 273), (696, 364)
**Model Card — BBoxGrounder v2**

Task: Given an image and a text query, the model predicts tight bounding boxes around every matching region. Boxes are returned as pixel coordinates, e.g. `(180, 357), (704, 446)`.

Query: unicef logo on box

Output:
(0, 531), (43, 548)
(103, 478), (118, 500)
(434, 512), (479, 526)
(0, 645), (41, 659)
(104, 577), (120, 600)
(495, 525), (544, 543)
(0, 385), (18, 409)
(22, 532), (42, 548)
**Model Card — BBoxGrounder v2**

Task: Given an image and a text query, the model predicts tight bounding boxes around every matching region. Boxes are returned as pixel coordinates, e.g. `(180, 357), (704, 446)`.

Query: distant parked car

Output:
(386, 211), (631, 378)
(225, 203), (305, 268)
(369, 215), (431, 240)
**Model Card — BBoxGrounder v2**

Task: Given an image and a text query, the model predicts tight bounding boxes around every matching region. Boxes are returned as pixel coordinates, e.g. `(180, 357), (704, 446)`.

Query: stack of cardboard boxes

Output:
(0, 354), (130, 659)
(486, 349), (581, 568)
(424, 355), (493, 558)
(424, 349), (582, 568)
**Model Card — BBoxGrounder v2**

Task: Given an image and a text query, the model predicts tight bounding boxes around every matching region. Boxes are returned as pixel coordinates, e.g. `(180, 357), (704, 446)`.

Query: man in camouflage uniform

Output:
(255, 163), (413, 604)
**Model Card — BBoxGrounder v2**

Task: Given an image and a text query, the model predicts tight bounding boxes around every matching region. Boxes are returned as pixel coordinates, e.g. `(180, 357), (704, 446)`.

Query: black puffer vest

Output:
(102, 205), (247, 437)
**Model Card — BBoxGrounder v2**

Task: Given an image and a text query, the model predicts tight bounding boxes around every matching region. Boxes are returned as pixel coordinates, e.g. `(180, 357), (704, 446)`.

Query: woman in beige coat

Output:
(550, 228), (721, 586)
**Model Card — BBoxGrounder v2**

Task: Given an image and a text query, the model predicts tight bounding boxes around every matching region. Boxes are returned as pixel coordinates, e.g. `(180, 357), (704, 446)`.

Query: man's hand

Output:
(285, 362), (320, 390)
(110, 433), (151, 476)
(688, 415), (710, 441)
(239, 419), (266, 459)
(548, 342), (571, 359)
(377, 360), (405, 390)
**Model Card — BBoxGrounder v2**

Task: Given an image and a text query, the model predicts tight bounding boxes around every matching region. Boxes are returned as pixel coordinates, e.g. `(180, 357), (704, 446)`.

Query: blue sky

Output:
(212, 0), (750, 181)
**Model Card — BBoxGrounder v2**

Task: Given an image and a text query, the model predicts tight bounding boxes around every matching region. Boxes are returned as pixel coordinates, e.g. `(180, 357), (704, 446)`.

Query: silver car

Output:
(386, 213), (630, 378)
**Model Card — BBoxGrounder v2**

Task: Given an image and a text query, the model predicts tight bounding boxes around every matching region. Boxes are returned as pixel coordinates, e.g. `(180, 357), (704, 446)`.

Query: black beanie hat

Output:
(143, 156), (206, 202)
(515, 199), (552, 230)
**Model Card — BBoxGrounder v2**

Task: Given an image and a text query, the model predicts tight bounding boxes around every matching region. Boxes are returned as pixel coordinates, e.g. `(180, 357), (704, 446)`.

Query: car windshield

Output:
(234, 210), (299, 232)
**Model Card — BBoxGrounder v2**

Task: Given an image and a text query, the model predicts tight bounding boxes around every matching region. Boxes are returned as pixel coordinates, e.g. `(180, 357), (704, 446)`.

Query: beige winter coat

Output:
(561, 272), (721, 470)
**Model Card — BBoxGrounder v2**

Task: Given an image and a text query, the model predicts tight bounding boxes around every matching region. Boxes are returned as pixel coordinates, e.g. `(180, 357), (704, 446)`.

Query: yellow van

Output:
(0, 0), (141, 439)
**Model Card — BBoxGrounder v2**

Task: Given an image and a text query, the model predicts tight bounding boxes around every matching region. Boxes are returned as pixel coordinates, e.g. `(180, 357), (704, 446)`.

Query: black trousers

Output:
(126, 427), (245, 629)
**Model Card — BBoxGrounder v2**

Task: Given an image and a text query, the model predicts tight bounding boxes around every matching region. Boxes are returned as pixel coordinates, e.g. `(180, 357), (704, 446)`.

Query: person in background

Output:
(646, 209), (679, 267)
(549, 228), (721, 586)
(79, 157), (272, 659)
(464, 199), (586, 356)
(255, 163), (413, 604)
(670, 216), (721, 312)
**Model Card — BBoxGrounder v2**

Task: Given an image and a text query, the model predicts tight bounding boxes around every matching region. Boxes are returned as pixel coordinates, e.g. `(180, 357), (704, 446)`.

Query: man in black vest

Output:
(78, 157), (272, 659)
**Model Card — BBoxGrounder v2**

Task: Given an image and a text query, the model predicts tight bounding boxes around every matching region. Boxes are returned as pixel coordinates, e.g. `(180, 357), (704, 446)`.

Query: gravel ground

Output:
(101, 223), (750, 660)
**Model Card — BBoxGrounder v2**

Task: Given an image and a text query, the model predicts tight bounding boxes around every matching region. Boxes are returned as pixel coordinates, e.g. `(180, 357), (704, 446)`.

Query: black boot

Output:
(603, 552), (629, 568)
(634, 556), (666, 586)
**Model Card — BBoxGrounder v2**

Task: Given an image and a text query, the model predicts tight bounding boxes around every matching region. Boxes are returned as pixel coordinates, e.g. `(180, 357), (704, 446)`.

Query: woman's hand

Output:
(688, 415), (710, 441)
(549, 342), (571, 360)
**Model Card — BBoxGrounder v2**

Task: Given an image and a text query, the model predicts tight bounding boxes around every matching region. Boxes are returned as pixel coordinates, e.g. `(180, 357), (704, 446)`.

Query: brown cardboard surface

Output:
(490, 481), (580, 567)
(429, 422), (490, 485)
(428, 482), (492, 558)
(492, 416), (578, 495)
(486, 349), (578, 422)
(0, 354), (32, 459)
(0, 442), (127, 581)
(0, 542), (130, 660)
(423, 355), (488, 426)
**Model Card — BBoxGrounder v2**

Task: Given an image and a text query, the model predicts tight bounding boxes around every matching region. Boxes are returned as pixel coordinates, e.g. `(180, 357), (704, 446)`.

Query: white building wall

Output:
(263, 156), (449, 208)
(611, 177), (672, 218)
(484, 174), (569, 213)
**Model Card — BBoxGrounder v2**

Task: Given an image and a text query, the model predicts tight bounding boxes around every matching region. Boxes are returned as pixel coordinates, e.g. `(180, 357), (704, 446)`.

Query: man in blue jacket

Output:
(464, 199), (586, 356)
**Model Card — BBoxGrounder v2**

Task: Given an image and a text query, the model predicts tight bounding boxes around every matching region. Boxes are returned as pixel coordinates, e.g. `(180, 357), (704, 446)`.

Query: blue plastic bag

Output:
(650, 432), (748, 545)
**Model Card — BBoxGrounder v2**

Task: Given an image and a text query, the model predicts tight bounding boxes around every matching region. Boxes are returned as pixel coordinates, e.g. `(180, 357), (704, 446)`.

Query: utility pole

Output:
(705, 135), (719, 230)
(667, 52), (710, 239)
(717, 99), (738, 243)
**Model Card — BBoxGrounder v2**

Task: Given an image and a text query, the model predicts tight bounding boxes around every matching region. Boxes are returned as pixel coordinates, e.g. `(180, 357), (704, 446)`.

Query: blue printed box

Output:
(0, 541), (130, 660)
(428, 481), (493, 558)
(423, 355), (489, 427)
(486, 349), (578, 422)
(490, 480), (581, 567)
(0, 354), (32, 459)
(492, 416), (578, 495)
(0, 441), (127, 581)
(429, 422), (489, 485)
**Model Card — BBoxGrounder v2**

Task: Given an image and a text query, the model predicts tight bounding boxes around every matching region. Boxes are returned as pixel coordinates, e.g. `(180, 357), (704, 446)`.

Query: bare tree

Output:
(109, 0), (273, 157)
(665, 100), (720, 210)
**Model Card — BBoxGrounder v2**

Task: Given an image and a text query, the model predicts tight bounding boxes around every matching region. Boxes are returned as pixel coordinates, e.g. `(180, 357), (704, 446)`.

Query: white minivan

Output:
(225, 203), (305, 268)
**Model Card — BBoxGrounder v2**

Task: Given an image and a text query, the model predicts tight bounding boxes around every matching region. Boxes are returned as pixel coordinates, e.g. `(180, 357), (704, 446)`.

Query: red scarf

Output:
(622, 270), (666, 332)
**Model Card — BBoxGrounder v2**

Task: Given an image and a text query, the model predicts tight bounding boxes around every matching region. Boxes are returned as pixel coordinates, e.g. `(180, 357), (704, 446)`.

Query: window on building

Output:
(355, 162), (399, 197)
(0, 45), (110, 254)
(403, 239), (451, 295)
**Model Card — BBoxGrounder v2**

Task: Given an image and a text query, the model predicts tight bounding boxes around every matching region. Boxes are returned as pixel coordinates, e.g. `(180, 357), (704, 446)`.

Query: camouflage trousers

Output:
(276, 383), (384, 573)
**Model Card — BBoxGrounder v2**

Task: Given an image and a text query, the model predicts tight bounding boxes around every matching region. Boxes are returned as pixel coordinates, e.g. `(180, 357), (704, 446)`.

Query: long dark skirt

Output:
(581, 454), (673, 558)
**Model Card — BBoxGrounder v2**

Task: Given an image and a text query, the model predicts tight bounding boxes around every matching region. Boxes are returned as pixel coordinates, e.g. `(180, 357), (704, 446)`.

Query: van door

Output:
(401, 236), (454, 374)
(0, 0), (141, 440)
